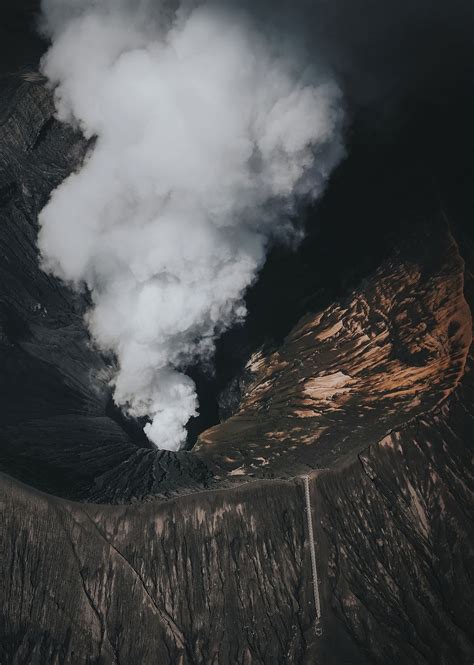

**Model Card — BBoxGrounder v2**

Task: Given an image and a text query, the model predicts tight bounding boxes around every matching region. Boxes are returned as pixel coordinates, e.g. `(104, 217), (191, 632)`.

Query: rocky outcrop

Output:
(196, 224), (471, 478)
(0, 78), (473, 664)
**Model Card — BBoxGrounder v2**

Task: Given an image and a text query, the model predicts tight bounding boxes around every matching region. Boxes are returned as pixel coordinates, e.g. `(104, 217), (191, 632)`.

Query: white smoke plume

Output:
(38, 0), (345, 450)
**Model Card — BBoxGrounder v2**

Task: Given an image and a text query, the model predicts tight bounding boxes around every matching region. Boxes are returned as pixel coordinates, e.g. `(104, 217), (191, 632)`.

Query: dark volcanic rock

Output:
(0, 78), (473, 664)
(196, 222), (471, 478)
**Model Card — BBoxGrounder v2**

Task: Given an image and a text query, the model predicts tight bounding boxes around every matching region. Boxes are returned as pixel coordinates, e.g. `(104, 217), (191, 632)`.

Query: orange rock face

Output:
(196, 223), (472, 476)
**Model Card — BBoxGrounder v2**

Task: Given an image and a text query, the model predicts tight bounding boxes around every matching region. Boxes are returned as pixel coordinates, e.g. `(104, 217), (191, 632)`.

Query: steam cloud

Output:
(38, 0), (345, 450)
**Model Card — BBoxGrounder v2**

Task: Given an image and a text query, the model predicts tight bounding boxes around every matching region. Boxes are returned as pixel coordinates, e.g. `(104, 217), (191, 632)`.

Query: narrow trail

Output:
(304, 474), (322, 637)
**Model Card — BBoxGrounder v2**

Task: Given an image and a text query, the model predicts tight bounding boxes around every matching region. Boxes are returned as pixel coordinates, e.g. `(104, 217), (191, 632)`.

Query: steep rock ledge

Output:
(196, 223), (471, 478)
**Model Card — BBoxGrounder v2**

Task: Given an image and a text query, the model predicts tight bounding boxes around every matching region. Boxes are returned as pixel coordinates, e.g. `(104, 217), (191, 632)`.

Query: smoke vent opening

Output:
(105, 396), (153, 449)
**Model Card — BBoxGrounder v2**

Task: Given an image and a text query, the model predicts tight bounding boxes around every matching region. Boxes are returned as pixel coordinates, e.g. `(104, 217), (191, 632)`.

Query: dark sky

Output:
(0, 1), (44, 75)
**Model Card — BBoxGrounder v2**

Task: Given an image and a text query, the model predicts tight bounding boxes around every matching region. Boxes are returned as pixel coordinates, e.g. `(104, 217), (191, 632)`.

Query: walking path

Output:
(304, 474), (323, 637)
